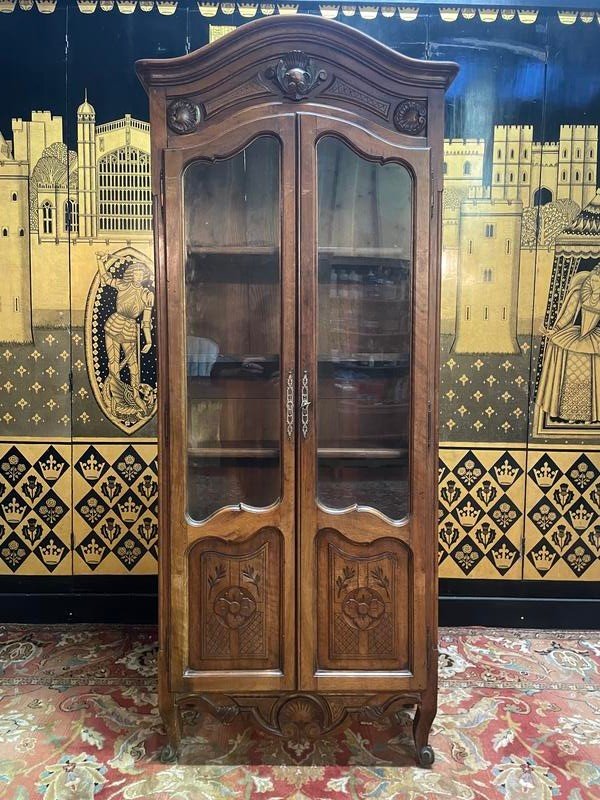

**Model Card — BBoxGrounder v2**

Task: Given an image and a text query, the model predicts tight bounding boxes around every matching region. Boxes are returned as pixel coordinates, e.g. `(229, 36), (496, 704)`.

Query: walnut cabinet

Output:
(137, 16), (457, 766)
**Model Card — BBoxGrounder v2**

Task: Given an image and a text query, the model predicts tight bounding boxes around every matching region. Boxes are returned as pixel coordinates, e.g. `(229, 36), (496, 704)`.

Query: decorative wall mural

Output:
(85, 249), (157, 434)
(1, 5), (600, 579)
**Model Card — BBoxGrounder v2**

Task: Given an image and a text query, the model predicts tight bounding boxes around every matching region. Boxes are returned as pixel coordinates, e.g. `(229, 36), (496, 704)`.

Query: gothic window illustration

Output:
(41, 201), (53, 235)
(98, 146), (152, 233)
(64, 199), (79, 233)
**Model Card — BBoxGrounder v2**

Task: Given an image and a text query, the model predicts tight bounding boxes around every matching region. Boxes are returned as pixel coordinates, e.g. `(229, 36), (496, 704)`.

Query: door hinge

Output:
(68, 370), (73, 393)
(159, 169), (165, 210)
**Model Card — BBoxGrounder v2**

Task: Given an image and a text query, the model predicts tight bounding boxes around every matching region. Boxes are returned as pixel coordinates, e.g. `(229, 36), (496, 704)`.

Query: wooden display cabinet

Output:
(137, 15), (457, 766)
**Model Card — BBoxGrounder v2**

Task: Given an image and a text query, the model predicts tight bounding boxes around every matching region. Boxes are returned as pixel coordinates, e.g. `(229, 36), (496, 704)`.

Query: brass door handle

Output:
(286, 369), (294, 440)
(301, 369), (310, 439)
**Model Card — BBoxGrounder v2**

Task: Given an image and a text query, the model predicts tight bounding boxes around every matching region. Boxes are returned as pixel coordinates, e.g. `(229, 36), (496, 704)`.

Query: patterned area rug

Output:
(0, 625), (598, 799)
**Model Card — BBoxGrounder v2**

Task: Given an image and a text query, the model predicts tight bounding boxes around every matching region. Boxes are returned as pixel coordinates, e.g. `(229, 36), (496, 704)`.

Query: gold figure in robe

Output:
(537, 264), (600, 423)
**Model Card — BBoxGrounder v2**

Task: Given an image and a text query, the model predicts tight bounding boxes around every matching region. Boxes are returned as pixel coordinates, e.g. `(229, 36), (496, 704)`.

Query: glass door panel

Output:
(183, 136), (281, 521)
(317, 136), (413, 521)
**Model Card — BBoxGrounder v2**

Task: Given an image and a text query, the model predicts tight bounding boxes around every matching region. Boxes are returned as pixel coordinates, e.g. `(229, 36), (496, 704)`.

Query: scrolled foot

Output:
(417, 745), (435, 768)
(160, 743), (179, 763)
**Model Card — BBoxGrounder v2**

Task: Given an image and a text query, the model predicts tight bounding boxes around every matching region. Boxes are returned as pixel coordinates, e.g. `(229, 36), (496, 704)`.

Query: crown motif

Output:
(39, 453), (63, 482)
(39, 539), (65, 566)
(81, 537), (106, 565)
(532, 545), (556, 572)
(2, 496), (27, 524)
(118, 497), (142, 523)
(491, 542), (517, 570)
(551, 524), (573, 552)
(456, 501), (481, 528)
(533, 460), (558, 488)
(569, 503), (594, 531)
(80, 454), (103, 482)
(494, 459), (519, 487)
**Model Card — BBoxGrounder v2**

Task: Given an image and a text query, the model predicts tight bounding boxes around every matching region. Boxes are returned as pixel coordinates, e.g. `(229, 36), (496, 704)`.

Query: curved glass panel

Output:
(316, 136), (412, 521)
(184, 137), (281, 521)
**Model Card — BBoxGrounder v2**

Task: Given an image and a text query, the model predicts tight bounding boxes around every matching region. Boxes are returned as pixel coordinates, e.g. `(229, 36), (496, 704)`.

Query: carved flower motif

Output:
(342, 587), (385, 630)
(214, 586), (256, 629)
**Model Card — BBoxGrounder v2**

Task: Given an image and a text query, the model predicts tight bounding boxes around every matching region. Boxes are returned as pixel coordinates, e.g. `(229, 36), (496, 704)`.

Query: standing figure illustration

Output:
(537, 263), (600, 423)
(96, 252), (156, 425)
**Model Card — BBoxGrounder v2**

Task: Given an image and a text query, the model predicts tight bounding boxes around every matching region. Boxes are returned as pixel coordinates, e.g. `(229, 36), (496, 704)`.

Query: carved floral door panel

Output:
(298, 113), (432, 691)
(163, 115), (297, 693)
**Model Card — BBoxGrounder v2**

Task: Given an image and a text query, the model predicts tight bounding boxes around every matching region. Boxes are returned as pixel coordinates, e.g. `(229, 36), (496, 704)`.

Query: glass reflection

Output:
(316, 136), (413, 520)
(184, 137), (281, 521)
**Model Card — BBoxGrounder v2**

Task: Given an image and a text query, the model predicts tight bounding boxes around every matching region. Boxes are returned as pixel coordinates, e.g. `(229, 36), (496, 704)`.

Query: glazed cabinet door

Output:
(298, 113), (434, 692)
(163, 116), (296, 693)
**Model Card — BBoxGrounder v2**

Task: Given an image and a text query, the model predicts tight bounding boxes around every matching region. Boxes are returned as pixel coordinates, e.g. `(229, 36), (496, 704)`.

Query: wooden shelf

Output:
(319, 247), (410, 261)
(318, 447), (408, 459)
(189, 446), (279, 459)
(187, 245), (278, 256)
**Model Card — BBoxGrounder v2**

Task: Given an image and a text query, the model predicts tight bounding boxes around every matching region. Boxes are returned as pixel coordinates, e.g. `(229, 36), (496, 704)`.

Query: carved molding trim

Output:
(326, 76), (390, 118)
(393, 98), (427, 136)
(167, 99), (202, 134)
(265, 51), (327, 101)
(177, 691), (423, 741)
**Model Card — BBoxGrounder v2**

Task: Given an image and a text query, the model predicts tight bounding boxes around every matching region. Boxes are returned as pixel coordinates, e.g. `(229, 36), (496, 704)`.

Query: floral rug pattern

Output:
(0, 625), (598, 799)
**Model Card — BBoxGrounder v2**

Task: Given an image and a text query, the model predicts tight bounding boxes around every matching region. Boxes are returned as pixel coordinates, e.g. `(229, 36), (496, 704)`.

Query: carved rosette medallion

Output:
(266, 51), (327, 101)
(213, 585), (257, 629)
(341, 586), (385, 630)
(167, 99), (202, 134)
(393, 98), (427, 136)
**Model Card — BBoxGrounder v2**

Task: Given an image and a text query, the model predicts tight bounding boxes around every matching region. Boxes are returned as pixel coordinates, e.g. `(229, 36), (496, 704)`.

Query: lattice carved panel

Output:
(189, 527), (282, 671)
(317, 529), (410, 671)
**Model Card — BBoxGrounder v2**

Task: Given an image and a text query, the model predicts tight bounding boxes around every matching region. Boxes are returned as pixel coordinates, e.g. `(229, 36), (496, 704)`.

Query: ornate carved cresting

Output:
(167, 99), (202, 134)
(188, 528), (282, 669)
(265, 51), (327, 101)
(393, 98), (427, 136)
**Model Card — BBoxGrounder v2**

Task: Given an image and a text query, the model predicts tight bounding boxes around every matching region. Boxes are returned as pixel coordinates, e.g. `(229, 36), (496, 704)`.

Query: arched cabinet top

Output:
(136, 15), (458, 140)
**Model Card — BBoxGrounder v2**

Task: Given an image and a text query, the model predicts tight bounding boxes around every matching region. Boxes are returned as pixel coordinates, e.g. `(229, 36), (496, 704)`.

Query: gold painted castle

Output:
(442, 124), (598, 353)
(0, 94), (153, 343)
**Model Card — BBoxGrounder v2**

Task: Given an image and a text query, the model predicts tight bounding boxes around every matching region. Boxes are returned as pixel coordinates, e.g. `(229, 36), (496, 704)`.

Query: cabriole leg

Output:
(160, 698), (182, 763)
(413, 686), (436, 767)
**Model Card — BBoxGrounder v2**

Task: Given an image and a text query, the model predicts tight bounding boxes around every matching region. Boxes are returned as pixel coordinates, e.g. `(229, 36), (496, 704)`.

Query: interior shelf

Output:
(188, 446), (407, 459)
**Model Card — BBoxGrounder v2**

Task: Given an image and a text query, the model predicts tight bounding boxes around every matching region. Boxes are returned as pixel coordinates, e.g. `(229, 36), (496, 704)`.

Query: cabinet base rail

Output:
(160, 688), (437, 767)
